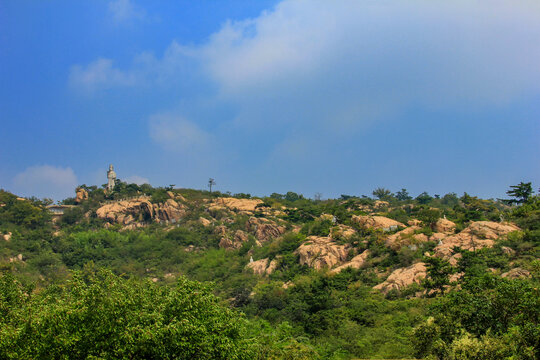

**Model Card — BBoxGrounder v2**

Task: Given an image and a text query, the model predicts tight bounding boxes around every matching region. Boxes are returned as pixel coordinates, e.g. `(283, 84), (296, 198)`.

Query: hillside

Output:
(1, 184), (539, 359)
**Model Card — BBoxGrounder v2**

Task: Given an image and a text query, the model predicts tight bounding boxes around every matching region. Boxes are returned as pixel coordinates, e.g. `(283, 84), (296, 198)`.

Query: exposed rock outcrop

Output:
(434, 218), (456, 234)
(219, 229), (250, 250)
(331, 250), (370, 273)
(352, 215), (405, 231)
(75, 188), (88, 203)
(199, 217), (212, 227)
(246, 217), (286, 243)
(9, 253), (23, 263)
(501, 267), (530, 279)
(373, 200), (389, 209)
(434, 221), (520, 258)
(246, 257), (279, 276)
(329, 224), (356, 240)
(3, 232), (11, 241)
(209, 197), (263, 213)
(96, 198), (186, 227)
(295, 236), (350, 270)
(373, 262), (427, 294)
(385, 226), (429, 249)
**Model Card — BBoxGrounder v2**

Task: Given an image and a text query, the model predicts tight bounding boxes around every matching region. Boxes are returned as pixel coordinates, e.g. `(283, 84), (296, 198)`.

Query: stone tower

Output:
(107, 164), (117, 191)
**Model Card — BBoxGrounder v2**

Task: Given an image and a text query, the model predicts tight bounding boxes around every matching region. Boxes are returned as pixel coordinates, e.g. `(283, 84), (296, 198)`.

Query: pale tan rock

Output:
(449, 272), (464, 283)
(218, 228), (249, 250)
(164, 273), (175, 279)
(234, 230), (249, 243)
(214, 225), (228, 237)
(246, 217), (286, 243)
(9, 254), (24, 263)
(434, 218), (456, 234)
(295, 236), (350, 270)
(266, 258), (279, 274)
(245, 257), (279, 276)
(373, 262), (427, 293)
(319, 214), (334, 221)
(502, 268), (530, 279)
(430, 232), (447, 242)
(199, 217), (212, 227)
(408, 219), (422, 226)
(96, 197), (185, 227)
(209, 197), (263, 213)
(374, 200), (390, 209)
(501, 246), (515, 256)
(282, 281), (294, 289)
(3, 232), (11, 241)
(448, 253), (462, 266)
(434, 221), (520, 259)
(330, 224), (356, 240)
(75, 188), (88, 203)
(331, 250), (371, 273)
(246, 258), (269, 276)
(156, 199), (186, 222)
(386, 226), (429, 249)
(352, 215), (405, 231)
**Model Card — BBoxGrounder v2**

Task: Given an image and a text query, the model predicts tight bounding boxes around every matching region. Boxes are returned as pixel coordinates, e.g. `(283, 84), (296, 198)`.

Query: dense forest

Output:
(0, 181), (538, 359)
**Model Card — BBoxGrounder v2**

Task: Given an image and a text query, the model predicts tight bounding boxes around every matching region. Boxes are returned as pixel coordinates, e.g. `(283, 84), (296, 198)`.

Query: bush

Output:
(0, 269), (252, 359)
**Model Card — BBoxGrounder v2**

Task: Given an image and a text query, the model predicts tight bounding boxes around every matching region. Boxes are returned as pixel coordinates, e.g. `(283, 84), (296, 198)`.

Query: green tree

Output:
(372, 187), (393, 200)
(416, 192), (433, 205)
(423, 256), (454, 295)
(395, 188), (412, 201)
(506, 182), (534, 205)
(0, 269), (252, 359)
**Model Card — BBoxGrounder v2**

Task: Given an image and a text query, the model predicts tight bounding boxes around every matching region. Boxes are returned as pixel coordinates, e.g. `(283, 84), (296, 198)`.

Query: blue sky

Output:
(1, 0), (539, 200)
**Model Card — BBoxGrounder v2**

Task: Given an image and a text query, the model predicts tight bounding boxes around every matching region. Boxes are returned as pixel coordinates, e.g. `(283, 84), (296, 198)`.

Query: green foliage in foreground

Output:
(413, 272), (540, 359)
(0, 268), (252, 359)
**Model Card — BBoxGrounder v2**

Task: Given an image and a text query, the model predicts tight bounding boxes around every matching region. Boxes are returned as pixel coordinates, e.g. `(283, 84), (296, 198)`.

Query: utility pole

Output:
(208, 178), (216, 194)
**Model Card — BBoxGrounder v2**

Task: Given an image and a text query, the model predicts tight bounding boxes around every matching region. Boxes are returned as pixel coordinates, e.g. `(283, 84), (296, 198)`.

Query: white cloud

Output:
(11, 165), (78, 200)
(71, 0), (540, 162)
(201, 0), (540, 110)
(108, 0), (146, 22)
(124, 175), (150, 185)
(69, 58), (135, 92)
(149, 113), (211, 152)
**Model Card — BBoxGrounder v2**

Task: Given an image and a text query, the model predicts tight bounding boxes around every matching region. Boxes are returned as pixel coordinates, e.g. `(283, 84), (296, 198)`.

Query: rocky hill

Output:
(1, 184), (538, 359)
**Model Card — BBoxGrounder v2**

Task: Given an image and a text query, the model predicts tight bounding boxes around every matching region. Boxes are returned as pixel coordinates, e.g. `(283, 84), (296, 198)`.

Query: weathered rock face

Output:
(245, 257), (279, 276)
(329, 224), (356, 240)
(75, 188), (88, 203)
(3, 232), (12, 241)
(385, 226), (429, 249)
(209, 197), (263, 213)
(218, 229), (249, 250)
(373, 200), (389, 209)
(295, 236), (350, 270)
(156, 199), (186, 223)
(434, 221), (520, 258)
(501, 246), (515, 256)
(373, 262), (427, 294)
(331, 250), (370, 274)
(407, 219), (422, 227)
(199, 217), (212, 227)
(434, 218), (456, 234)
(96, 198), (186, 226)
(352, 215), (405, 231)
(501, 268), (530, 279)
(9, 253), (24, 263)
(246, 217), (286, 243)
(246, 258), (269, 275)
